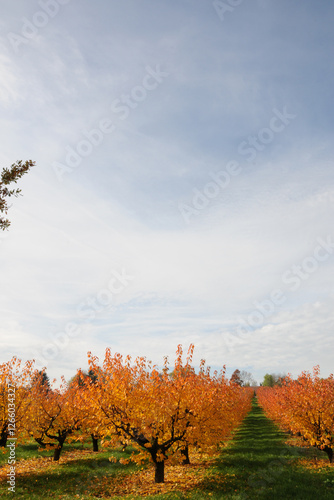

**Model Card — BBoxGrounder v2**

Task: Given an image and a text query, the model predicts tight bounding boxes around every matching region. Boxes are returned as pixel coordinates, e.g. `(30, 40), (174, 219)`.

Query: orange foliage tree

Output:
(68, 369), (103, 452)
(24, 371), (85, 461)
(0, 357), (34, 447)
(81, 344), (252, 483)
(257, 366), (334, 463)
(168, 355), (252, 465)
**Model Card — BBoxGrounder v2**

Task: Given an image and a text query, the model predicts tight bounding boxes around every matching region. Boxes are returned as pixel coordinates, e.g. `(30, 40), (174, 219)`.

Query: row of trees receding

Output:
(1, 346), (253, 483)
(257, 366), (334, 463)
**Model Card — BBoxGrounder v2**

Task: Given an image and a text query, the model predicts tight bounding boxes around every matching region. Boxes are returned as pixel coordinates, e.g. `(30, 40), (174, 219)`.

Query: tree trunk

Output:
(0, 428), (8, 447)
(181, 445), (190, 464)
(148, 443), (166, 483)
(91, 434), (99, 452)
(323, 446), (333, 463)
(53, 437), (66, 461)
(0, 435), (7, 447)
(53, 446), (62, 461)
(154, 460), (165, 483)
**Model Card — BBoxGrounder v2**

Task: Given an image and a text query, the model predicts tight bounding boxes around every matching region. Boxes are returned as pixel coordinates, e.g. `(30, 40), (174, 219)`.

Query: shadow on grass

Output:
(0, 439), (93, 466)
(193, 398), (334, 500)
(0, 445), (141, 499)
(1, 454), (139, 499)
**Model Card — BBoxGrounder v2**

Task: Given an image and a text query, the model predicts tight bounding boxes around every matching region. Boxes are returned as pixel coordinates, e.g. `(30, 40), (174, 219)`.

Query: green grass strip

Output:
(195, 397), (334, 500)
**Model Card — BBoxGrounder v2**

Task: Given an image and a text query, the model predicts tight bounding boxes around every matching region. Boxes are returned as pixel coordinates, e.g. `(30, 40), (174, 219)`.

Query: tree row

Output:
(1, 345), (253, 483)
(257, 366), (334, 463)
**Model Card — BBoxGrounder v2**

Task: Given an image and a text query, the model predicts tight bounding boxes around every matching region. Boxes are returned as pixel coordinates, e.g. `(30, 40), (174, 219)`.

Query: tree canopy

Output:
(262, 373), (286, 387)
(230, 369), (257, 387)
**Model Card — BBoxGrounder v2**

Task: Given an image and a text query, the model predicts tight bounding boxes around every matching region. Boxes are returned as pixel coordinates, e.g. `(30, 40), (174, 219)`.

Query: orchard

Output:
(1, 346), (252, 484)
(258, 366), (334, 463)
(1, 350), (334, 498)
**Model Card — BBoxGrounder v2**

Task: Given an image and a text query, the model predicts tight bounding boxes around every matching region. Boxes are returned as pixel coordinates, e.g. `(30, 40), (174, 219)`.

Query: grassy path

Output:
(204, 397), (334, 500)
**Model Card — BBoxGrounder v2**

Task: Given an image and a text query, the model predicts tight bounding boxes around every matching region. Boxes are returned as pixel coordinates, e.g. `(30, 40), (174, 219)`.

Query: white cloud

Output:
(1, 0), (334, 383)
(0, 50), (22, 107)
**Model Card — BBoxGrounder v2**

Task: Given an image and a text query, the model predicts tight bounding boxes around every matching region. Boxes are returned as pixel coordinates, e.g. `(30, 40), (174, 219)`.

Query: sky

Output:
(1, 0), (334, 385)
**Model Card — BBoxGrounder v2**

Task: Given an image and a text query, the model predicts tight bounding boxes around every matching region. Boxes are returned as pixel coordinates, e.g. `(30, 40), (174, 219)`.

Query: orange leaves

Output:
(89, 449), (220, 498)
(0, 356), (36, 446)
(23, 375), (88, 460)
(81, 345), (253, 483)
(1, 348), (253, 480)
(258, 367), (334, 462)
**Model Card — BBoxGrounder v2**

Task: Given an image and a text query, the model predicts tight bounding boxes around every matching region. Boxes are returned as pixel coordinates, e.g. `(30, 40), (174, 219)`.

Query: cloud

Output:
(0, 49), (22, 108)
(1, 0), (334, 383)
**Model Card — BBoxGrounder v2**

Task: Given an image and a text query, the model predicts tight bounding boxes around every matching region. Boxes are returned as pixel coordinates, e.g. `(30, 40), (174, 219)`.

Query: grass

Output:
(0, 399), (333, 498)
(205, 398), (334, 499)
(0, 440), (140, 499)
(0, 438), (89, 465)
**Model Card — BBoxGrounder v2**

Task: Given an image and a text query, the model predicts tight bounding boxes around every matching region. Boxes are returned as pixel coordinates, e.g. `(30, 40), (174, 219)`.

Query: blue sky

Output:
(1, 0), (334, 384)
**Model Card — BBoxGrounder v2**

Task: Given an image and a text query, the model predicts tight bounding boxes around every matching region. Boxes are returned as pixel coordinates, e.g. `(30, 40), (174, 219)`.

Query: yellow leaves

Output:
(156, 451), (165, 462)
(38, 444), (55, 452)
(0, 449), (94, 480)
(258, 367), (334, 459)
(1, 348), (252, 476)
(82, 345), (253, 474)
(101, 441), (110, 448)
(294, 455), (332, 471)
(89, 449), (220, 498)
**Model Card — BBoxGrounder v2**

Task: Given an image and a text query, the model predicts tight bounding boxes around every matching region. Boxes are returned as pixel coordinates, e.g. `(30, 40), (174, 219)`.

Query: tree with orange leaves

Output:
(0, 357), (34, 447)
(167, 356), (252, 465)
(258, 366), (334, 463)
(82, 347), (193, 482)
(68, 369), (103, 452)
(24, 372), (84, 461)
(82, 345), (252, 483)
